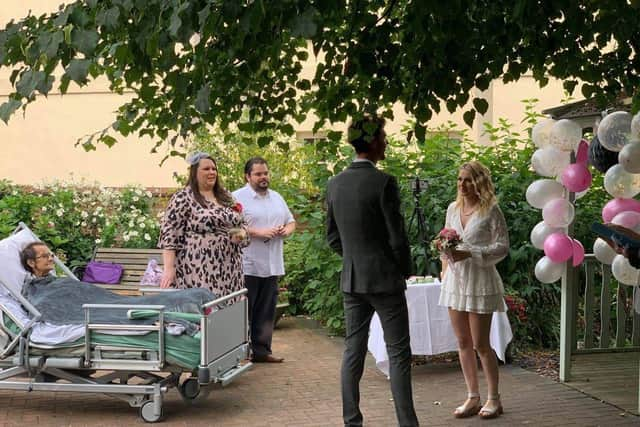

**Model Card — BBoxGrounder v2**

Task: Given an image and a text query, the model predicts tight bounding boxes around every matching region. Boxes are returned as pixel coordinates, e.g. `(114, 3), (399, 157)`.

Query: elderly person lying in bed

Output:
(19, 242), (216, 335)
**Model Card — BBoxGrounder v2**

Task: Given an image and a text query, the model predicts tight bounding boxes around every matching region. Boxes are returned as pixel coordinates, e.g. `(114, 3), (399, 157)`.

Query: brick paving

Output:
(1, 317), (638, 426)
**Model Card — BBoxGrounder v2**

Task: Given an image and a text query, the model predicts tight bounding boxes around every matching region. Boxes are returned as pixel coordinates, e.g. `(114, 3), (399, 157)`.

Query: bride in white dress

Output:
(438, 161), (509, 420)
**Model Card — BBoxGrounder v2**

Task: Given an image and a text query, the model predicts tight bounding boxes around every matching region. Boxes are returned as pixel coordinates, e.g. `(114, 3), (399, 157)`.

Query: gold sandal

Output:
(479, 394), (504, 419)
(453, 392), (481, 418)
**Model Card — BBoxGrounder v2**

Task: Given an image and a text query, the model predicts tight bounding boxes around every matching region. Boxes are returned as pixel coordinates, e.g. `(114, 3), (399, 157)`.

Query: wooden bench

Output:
(91, 248), (290, 326)
(91, 248), (164, 295)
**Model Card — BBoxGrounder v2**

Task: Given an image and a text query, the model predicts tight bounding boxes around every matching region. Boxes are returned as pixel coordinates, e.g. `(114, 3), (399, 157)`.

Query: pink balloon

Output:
(544, 232), (574, 263)
(611, 211), (640, 229)
(575, 139), (589, 165)
(561, 163), (592, 193)
(572, 239), (585, 267)
(602, 198), (640, 222)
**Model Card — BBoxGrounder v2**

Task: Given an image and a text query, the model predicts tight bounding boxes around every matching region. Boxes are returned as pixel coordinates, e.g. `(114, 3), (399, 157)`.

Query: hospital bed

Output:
(0, 223), (252, 422)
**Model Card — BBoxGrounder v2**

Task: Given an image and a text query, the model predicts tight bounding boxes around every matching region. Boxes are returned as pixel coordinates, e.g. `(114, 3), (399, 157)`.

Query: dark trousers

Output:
(342, 292), (418, 427)
(245, 275), (279, 358)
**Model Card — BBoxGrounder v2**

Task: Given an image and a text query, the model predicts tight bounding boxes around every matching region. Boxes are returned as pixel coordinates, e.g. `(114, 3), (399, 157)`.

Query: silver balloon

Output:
(550, 119), (582, 151)
(531, 118), (555, 148)
(619, 141), (640, 174)
(593, 238), (616, 265)
(597, 111), (633, 152)
(542, 198), (575, 228)
(612, 255), (640, 286)
(603, 164), (640, 198)
(531, 147), (570, 177)
(530, 221), (564, 250)
(535, 256), (565, 284)
(631, 112), (640, 141)
(526, 179), (565, 209)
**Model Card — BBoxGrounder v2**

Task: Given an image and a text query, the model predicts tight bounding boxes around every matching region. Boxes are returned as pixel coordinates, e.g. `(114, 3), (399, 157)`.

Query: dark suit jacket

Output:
(326, 161), (413, 294)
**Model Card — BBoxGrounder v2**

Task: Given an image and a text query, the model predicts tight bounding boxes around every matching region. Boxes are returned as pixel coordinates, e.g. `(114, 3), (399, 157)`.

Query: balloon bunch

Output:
(527, 119), (591, 284)
(591, 111), (640, 286)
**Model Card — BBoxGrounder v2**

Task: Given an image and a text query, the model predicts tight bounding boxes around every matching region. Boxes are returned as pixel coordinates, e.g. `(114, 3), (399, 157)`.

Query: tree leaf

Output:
(473, 97), (489, 115)
(463, 109), (476, 127)
(72, 29), (99, 55)
(194, 84), (211, 114)
(96, 7), (120, 30)
(65, 59), (91, 84)
(0, 99), (21, 124)
(100, 134), (117, 147)
(291, 8), (317, 38)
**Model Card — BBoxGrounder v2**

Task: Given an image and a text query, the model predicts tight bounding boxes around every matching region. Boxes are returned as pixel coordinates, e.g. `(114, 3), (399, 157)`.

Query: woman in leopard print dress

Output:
(158, 153), (249, 297)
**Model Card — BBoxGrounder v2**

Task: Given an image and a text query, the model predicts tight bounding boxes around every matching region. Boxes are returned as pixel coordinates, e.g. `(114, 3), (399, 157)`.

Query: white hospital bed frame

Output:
(0, 223), (252, 422)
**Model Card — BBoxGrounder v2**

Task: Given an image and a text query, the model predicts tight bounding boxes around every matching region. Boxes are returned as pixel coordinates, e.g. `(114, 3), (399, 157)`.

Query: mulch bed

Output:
(412, 349), (560, 382)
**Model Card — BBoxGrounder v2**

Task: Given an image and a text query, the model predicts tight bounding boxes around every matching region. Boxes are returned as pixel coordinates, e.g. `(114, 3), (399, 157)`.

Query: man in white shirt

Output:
(233, 157), (296, 363)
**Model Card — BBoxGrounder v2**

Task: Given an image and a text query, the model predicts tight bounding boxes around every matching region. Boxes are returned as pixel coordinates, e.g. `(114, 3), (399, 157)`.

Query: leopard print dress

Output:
(158, 188), (248, 297)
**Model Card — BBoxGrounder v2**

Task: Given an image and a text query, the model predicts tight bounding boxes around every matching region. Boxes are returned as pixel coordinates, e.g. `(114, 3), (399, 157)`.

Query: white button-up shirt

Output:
(232, 184), (295, 277)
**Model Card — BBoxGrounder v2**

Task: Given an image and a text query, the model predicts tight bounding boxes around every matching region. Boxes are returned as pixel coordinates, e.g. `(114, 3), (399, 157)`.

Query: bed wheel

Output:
(178, 378), (201, 401)
(139, 400), (163, 423)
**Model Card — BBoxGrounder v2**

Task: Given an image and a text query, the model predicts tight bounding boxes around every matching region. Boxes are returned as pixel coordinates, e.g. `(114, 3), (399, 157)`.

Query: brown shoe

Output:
(252, 354), (284, 363)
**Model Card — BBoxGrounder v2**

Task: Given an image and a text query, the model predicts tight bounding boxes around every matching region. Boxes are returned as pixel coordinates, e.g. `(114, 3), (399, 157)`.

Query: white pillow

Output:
(0, 229), (38, 296)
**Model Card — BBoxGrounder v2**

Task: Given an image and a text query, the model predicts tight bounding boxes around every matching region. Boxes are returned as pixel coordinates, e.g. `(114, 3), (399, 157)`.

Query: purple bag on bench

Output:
(82, 261), (124, 284)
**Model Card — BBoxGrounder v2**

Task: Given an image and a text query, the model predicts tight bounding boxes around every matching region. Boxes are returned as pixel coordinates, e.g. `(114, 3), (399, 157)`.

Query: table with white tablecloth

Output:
(367, 280), (513, 376)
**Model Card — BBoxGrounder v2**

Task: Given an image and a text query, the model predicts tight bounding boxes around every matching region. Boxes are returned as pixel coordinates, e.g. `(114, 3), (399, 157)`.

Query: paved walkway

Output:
(0, 317), (638, 426)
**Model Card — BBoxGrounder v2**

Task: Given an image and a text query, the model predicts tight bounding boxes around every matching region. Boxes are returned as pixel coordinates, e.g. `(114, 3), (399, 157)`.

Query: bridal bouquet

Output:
(430, 228), (462, 256)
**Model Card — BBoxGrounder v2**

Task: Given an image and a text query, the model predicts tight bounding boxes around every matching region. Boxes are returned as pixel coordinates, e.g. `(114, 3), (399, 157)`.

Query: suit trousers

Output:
(341, 291), (418, 427)
(245, 275), (279, 358)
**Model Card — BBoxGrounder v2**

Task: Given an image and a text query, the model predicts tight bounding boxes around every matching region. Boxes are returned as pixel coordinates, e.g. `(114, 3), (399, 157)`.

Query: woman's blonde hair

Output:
(455, 161), (496, 215)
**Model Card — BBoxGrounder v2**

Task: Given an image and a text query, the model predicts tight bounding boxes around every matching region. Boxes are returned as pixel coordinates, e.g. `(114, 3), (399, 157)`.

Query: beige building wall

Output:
(2, 1), (571, 187)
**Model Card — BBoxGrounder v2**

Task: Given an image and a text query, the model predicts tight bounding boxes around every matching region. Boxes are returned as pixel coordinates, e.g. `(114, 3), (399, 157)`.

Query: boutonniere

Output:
(232, 202), (243, 213)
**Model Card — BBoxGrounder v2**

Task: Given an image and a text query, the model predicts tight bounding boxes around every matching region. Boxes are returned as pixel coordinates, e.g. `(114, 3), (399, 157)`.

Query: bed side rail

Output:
(0, 277), (42, 359)
(82, 303), (166, 370)
(201, 288), (250, 368)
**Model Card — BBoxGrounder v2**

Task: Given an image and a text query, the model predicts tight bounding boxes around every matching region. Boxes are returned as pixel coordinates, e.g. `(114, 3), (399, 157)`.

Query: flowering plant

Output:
(232, 202), (243, 213)
(430, 228), (462, 256)
(504, 295), (527, 322)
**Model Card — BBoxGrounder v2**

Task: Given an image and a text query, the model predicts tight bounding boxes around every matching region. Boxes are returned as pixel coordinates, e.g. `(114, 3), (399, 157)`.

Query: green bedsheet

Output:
(3, 317), (201, 369)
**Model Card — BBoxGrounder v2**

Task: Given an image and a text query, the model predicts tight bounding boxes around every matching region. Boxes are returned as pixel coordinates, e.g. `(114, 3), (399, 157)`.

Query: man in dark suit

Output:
(326, 116), (419, 427)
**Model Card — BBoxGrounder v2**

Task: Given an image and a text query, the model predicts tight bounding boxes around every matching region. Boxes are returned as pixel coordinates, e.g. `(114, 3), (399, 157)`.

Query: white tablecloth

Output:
(367, 280), (513, 376)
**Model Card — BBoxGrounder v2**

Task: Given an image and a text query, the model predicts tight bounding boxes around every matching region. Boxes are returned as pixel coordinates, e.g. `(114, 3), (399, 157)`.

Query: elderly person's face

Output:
(27, 244), (55, 277)
(196, 158), (218, 190)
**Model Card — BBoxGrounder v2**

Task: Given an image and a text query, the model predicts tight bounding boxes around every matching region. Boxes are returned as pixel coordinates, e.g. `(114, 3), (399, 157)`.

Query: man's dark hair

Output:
(348, 116), (386, 153)
(244, 157), (268, 175)
(20, 241), (47, 273)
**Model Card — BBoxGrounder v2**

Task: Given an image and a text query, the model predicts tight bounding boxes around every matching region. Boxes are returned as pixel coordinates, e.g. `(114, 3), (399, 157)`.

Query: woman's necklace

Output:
(462, 202), (478, 216)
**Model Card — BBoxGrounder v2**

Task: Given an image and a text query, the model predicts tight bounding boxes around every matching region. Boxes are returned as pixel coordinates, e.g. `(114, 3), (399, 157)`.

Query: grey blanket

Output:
(22, 276), (216, 336)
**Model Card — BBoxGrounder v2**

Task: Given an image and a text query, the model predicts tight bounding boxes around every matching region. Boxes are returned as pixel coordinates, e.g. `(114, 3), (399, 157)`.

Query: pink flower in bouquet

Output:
(430, 227), (462, 255)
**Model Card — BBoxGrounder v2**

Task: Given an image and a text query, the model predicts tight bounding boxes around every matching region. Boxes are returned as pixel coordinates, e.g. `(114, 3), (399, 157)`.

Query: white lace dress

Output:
(438, 201), (509, 314)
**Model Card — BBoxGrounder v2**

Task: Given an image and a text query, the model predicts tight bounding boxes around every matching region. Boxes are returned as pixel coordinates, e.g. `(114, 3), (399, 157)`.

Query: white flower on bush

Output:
(146, 191), (152, 198)
(81, 211), (89, 219)
(144, 233), (151, 241)
(41, 206), (47, 212)
(56, 208), (64, 217)
(128, 220), (134, 227)
(130, 230), (139, 237)
(123, 235), (130, 242)
(92, 217), (97, 223)
(95, 238), (102, 244)
(139, 222), (146, 229)
(81, 221), (87, 227)
(156, 211), (165, 219)
(132, 196), (140, 202)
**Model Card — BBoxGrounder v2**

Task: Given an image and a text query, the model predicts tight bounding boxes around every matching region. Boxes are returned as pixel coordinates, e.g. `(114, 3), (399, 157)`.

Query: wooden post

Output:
(560, 152), (577, 382)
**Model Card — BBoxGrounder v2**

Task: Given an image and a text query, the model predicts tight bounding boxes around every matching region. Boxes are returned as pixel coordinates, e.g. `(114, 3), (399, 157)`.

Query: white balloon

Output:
(535, 256), (565, 284)
(550, 119), (582, 151)
(531, 118), (555, 148)
(530, 221), (564, 250)
(603, 164), (640, 198)
(618, 141), (640, 174)
(612, 254), (640, 286)
(593, 238), (616, 265)
(597, 111), (633, 152)
(542, 198), (575, 228)
(526, 179), (566, 209)
(531, 147), (571, 177)
(631, 112), (640, 140)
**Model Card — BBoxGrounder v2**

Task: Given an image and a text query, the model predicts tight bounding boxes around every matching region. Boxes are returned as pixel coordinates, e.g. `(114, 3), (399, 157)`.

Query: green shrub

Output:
(0, 181), (161, 270)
